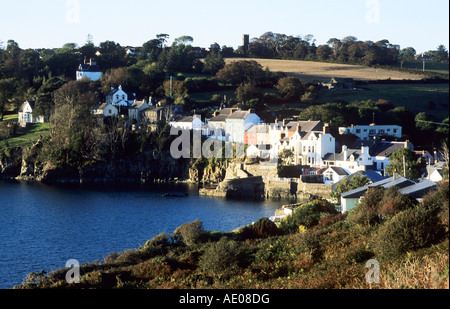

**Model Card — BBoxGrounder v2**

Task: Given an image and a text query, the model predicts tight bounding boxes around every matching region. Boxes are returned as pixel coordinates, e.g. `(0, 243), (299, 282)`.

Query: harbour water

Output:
(0, 180), (284, 288)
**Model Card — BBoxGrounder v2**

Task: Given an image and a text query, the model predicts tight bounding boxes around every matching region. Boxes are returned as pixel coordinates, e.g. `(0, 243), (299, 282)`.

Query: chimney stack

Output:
(343, 145), (348, 161)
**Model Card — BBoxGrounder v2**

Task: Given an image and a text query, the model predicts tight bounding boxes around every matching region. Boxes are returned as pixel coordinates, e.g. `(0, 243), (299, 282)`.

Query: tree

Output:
(98, 41), (126, 70)
(278, 148), (295, 165)
(46, 81), (100, 167)
(331, 175), (370, 203)
(275, 76), (304, 100)
(235, 83), (262, 107)
(385, 147), (420, 180)
(315, 45), (332, 61)
(0, 78), (16, 121)
(203, 51), (225, 75)
(216, 60), (266, 86)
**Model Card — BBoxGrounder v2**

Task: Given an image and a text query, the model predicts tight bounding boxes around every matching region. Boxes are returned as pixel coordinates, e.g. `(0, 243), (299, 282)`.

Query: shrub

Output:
(279, 200), (338, 234)
(295, 230), (323, 261)
(349, 187), (385, 226)
(374, 205), (446, 259)
(240, 217), (281, 239)
(199, 237), (240, 279)
(143, 233), (171, 248)
(379, 186), (416, 220)
(173, 220), (207, 246)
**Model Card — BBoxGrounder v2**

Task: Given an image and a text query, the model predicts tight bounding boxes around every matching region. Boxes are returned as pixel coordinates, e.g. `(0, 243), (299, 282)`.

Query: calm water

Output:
(0, 180), (284, 288)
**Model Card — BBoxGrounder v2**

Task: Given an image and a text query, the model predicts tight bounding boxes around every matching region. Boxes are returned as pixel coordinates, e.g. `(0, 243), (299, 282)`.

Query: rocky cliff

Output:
(0, 141), (194, 184)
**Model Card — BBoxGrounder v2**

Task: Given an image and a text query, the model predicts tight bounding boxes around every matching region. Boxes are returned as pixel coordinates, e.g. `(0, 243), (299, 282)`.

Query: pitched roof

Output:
(398, 180), (437, 199)
(370, 141), (407, 157)
(341, 175), (416, 200)
(285, 120), (323, 133)
(227, 110), (250, 120)
(208, 108), (237, 122)
(18, 100), (36, 112)
(322, 149), (362, 161)
(327, 166), (349, 176)
(78, 63), (102, 72)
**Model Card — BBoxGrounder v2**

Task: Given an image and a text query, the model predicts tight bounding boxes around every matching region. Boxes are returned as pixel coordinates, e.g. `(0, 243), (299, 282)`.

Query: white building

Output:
(76, 59), (103, 81)
(204, 108), (238, 140)
(106, 86), (133, 107)
(273, 121), (335, 166)
(322, 145), (373, 174)
(224, 109), (260, 144)
(18, 100), (44, 124)
(170, 115), (203, 131)
(370, 140), (413, 172)
(323, 166), (349, 184)
(339, 124), (402, 140)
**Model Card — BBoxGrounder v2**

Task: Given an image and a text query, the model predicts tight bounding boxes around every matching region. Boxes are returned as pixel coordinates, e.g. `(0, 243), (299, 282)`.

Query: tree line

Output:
(244, 32), (449, 66)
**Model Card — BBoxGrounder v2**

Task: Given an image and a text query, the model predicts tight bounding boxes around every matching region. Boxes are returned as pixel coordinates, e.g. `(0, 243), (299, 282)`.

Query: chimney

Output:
(404, 140), (410, 148)
(283, 119), (287, 126)
(323, 123), (330, 134)
(213, 111), (219, 117)
(343, 145), (348, 161)
(89, 58), (92, 65)
(296, 124), (301, 132)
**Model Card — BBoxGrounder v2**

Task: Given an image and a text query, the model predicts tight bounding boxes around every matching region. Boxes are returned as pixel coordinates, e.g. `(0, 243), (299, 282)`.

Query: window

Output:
(116, 95), (119, 99)
(303, 146), (306, 152)
(356, 129), (361, 133)
(312, 146), (315, 153)
(363, 129), (368, 132)
(393, 129), (397, 133)
(308, 146), (311, 153)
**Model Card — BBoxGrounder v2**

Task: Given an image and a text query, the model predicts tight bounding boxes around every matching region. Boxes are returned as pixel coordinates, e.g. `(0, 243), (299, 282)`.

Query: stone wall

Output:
(297, 181), (332, 198)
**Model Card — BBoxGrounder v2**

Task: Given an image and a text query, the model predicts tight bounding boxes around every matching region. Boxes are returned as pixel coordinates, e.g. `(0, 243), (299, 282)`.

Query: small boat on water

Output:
(162, 193), (189, 198)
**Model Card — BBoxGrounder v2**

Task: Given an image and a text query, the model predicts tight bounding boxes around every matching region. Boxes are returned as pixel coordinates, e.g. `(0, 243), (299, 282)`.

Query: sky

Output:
(0, 0), (448, 53)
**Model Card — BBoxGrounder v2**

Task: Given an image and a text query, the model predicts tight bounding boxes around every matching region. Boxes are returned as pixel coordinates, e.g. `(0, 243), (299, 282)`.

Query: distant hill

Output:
(226, 58), (426, 82)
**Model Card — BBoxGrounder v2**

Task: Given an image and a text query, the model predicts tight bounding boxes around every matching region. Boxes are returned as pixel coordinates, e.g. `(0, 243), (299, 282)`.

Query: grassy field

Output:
(0, 122), (50, 151)
(398, 61), (449, 75)
(318, 83), (449, 121)
(225, 58), (426, 82)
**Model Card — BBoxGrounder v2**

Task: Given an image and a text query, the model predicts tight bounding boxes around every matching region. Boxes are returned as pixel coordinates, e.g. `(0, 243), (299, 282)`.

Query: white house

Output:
(76, 59), (103, 81)
(18, 100), (44, 124)
(339, 124), (402, 140)
(205, 108), (238, 140)
(323, 166), (349, 184)
(92, 103), (118, 117)
(370, 140), (413, 173)
(322, 145), (373, 174)
(273, 121), (335, 166)
(224, 109), (260, 144)
(106, 86), (130, 107)
(170, 115), (203, 131)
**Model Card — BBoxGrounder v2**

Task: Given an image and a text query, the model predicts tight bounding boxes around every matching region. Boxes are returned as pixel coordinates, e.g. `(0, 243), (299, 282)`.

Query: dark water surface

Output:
(0, 180), (284, 288)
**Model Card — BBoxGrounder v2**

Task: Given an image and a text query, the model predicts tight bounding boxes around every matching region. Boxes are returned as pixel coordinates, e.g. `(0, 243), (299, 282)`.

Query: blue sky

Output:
(1, 0), (448, 53)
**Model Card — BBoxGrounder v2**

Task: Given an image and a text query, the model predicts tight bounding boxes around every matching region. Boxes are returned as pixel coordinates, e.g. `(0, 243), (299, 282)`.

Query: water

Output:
(0, 180), (284, 289)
